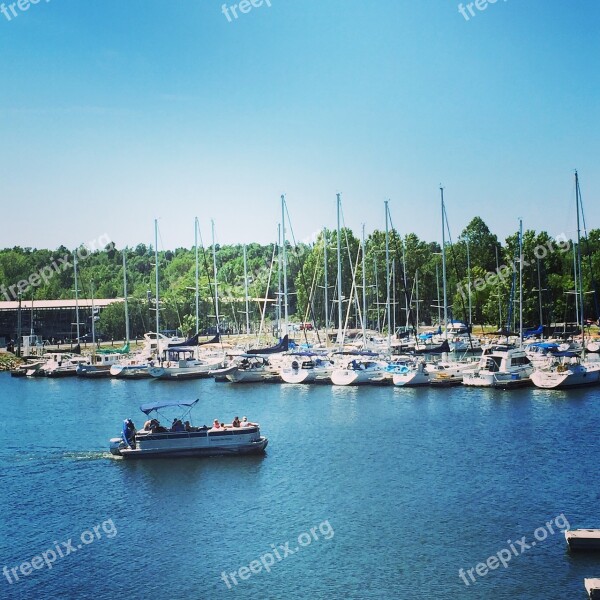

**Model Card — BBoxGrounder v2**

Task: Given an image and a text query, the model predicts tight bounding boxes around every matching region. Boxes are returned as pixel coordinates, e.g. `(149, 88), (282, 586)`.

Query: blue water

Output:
(0, 373), (599, 599)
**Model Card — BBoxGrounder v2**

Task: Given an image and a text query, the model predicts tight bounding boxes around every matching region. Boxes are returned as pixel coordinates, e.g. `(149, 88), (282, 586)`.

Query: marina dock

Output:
(565, 530), (600, 551)
(585, 579), (600, 599)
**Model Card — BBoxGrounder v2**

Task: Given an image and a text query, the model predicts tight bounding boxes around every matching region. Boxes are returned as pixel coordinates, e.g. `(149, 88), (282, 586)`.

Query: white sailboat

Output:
(531, 172), (600, 389)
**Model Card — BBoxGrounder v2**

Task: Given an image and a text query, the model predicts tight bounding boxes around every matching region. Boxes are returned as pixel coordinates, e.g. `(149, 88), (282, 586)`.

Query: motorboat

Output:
(462, 345), (533, 388)
(109, 399), (268, 458)
(77, 345), (130, 378)
(148, 347), (224, 380)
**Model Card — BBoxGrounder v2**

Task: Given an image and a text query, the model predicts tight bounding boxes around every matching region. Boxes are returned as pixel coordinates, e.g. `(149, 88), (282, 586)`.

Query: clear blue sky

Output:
(0, 0), (598, 250)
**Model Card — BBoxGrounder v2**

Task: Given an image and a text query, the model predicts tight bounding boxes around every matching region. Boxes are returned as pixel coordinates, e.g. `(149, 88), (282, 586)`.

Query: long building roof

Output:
(0, 299), (124, 310)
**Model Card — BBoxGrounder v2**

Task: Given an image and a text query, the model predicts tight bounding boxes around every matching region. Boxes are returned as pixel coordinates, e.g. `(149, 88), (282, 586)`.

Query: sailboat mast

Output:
(361, 224), (367, 345)
(576, 170), (585, 348)
(466, 235), (472, 328)
(211, 220), (220, 333)
(519, 218), (523, 348)
(194, 217), (199, 334)
(281, 195), (289, 337)
(435, 262), (441, 329)
(336, 193), (343, 346)
(154, 219), (160, 351)
(243, 244), (250, 335)
(323, 228), (329, 335)
(74, 251), (81, 342)
(123, 250), (129, 344)
(384, 200), (391, 349)
(415, 269), (420, 335)
(91, 280), (96, 349)
(440, 187), (448, 340)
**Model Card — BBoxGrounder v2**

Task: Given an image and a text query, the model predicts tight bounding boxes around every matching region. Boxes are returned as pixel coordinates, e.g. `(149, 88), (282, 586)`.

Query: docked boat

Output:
(462, 345), (533, 389)
(76, 345), (130, 378)
(531, 355), (600, 389)
(148, 347), (224, 380)
(225, 355), (280, 383)
(427, 358), (477, 386)
(330, 355), (390, 386)
(392, 360), (430, 387)
(565, 529), (600, 552)
(109, 399), (268, 458)
(280, 353), (334, 384)
(110, 358), (152, 379)
(39, 352), (88, 378)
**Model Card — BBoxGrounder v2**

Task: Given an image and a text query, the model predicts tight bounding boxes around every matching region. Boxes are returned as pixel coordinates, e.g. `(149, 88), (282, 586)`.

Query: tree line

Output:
(0, 216), (598, 339)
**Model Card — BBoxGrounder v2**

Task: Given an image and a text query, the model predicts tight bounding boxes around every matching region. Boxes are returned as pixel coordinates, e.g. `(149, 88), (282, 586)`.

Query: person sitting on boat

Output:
(184, 421), (196, 432)
(151, 419), (167, 433)
(232, 416), (241, 428)
(212, 419), (221, 430)
(142, 420), (153, 431)
(241, 416), (257, 427)
(171, 419), (185, 432)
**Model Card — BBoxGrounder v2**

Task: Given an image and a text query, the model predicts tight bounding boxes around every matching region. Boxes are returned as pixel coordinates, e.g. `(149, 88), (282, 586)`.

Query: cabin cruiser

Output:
(462, 345), (533, 388)
(280, 353), (334, 384)
(148, 347), (225, 380)
(109, 399), (268, 458)
(531, 354), (600, 389)
(109, 333), (162, 379)
(77, 345), (130, 378)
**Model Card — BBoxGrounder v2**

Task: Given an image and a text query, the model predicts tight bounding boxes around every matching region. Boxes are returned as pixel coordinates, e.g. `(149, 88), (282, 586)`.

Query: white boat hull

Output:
(531, 363), (600, 389)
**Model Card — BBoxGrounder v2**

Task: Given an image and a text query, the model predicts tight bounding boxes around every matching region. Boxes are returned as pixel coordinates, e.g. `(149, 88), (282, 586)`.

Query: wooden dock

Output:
(565, 530), (600, 551)
(585, 579), (600, 599)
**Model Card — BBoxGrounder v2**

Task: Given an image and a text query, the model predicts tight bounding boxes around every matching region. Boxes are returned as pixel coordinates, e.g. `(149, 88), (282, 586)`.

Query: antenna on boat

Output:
(211, 220), (220, 334)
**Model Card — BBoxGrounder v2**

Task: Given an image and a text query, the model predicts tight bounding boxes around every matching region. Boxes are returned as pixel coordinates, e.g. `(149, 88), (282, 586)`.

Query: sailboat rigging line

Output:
(282, 202), (322, 345)
(577, 175), (600, 322)
(443, 210), (475, 346)
(386, 212), (417, 344)
(198, 230), (222, 340)
(339, 204), (365, 332)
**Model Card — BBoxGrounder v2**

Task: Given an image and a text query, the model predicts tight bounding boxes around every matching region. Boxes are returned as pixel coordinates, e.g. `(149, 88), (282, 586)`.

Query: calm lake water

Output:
(0, 372), (598, 599)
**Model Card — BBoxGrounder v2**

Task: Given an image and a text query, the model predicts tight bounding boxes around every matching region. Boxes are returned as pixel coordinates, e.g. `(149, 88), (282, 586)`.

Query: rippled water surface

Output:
(1, 373), (599, 599)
